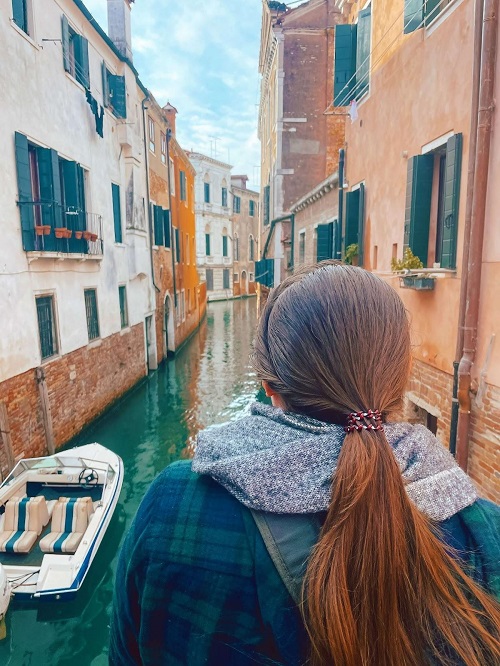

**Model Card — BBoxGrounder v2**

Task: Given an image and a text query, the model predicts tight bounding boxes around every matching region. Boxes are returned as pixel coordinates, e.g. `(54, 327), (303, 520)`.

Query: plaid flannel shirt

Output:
(109, 461), (499, 666)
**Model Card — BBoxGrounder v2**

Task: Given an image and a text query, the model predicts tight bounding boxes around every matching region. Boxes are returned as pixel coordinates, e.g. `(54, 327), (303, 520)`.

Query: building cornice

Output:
(186, 152), (232, 170)
(290, 171), (339, 212)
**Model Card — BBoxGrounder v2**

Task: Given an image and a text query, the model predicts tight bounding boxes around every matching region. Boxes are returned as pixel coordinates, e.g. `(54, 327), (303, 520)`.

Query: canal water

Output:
(0, 298), (262, 666)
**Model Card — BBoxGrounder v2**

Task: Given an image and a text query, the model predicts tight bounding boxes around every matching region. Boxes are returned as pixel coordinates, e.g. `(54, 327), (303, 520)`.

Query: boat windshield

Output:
(1, 455), (110, 487)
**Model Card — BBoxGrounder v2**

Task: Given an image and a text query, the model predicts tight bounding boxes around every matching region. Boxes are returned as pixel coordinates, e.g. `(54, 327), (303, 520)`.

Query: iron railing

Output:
(19, 201), (103, 256)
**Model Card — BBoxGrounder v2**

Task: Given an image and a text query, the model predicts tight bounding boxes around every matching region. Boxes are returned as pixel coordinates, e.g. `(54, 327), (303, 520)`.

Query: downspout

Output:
(290, 213), (295, 272)
(337, 148), (345, 260)
(166, 129), (178, 311)
(456, 0), (498, 470)
(141, 96), (160, 294)
(450, 0), (483, 455)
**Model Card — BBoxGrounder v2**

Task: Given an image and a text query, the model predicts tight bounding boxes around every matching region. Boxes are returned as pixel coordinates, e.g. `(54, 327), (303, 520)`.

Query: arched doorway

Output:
(241, 270), (247, 296)
(164, 293), (175, 357)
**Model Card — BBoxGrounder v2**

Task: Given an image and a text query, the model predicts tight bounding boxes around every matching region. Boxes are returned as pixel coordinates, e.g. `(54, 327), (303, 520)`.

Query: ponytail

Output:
(303, 428), (500, 666)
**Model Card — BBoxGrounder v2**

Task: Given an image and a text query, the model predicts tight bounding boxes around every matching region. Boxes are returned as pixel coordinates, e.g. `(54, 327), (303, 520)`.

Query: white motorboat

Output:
(0, 443), (123, 601)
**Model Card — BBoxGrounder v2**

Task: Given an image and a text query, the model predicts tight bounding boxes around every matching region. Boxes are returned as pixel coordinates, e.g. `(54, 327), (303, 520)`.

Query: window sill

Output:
(120, 326), (131, 336)
(87, 338), (102, 350)
(10, 20), (38, 49)
(40, 352), (60, 365)
(27, 251), (103, 263)
(114, 242), (126, 248)
(65, 71), (86, 92)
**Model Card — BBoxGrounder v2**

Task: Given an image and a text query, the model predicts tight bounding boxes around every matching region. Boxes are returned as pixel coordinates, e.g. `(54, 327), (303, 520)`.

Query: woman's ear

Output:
(262, 381), (287, 409)
(262, 380), (275, 398)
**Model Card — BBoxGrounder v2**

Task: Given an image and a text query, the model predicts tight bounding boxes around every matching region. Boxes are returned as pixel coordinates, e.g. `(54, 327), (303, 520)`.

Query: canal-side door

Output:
(164, 294), (175, 356)
(145, 315), (157, 371)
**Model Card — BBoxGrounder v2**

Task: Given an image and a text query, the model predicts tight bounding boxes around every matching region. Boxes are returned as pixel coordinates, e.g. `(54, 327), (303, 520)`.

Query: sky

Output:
(83, 0), (263, 191)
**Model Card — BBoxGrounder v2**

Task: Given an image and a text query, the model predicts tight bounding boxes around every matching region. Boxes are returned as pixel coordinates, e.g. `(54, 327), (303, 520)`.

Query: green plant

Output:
(391, 247), (424, 272)
(344, 243), (359, 265)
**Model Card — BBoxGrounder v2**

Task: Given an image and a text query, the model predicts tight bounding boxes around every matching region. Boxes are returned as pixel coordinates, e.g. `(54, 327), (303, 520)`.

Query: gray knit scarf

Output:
(192, 402), (478, 522)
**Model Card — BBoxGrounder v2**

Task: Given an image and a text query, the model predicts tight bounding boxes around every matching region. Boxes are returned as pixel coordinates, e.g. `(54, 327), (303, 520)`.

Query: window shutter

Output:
(266, 259), (274, 288)
(404, 0), (424, 33)
(153, 205), (164, 246)
(334, 24), (357, 106)
(110, 75), (127, 118)
(316, 223), (334, 261)
(223, 236), (228, 257)
(175, 228), (180, 262)
(14, 132), (35, 251)
(102, 62), (110, 107)
(355, 8), (371, 100)
(61, 15), (71, 72)
(12, 0), (27, 32)
(332, 219), (341, 260)
(206, 268), (214, 291)
(76, 36), (90, 89)
(205, 233), (210, 256)
(112, 184), (122, 243)
(163, 209), (171, 248)
(404, 154), (433, 266)
(263, 185), (270, 225)
(357, 183), (366, 266)
(61, 160), (80, 239)
(440, 133), (462, 269)
(425, 0), (441, 24)
(345, 189), (360, 250)
(36, 148), (60, 250)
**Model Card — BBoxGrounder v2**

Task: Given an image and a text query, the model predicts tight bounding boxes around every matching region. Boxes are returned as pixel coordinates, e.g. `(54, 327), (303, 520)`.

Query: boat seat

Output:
(39, 497), (91, 554)
(0, 496), (49, 554)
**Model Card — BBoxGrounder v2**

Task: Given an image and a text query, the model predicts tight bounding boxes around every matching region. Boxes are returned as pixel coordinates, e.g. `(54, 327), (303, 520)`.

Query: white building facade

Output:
(188, 153), (234, 301)
(0, 0), (156, 468)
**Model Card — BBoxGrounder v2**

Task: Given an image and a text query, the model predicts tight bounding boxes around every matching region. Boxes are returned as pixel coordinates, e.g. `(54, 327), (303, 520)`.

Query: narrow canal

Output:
(1, 298), (261, 666)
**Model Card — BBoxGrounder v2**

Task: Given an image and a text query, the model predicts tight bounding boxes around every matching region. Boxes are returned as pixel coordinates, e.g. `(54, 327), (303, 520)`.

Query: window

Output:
(12, 0), (30, 35)
(404, 134), (462, 268)
(36, 295), (58, 360)
(373, 245), (378, 270)
(148, 117), (155, 153)
(249, 200), (255, 217)
(233, 195), (241, 214)
(62, 17), (90, 89)
(234, 272), (239, 283)
(169, 158), (175, 196)
(204, 182), (211, 203)
(180, 171), (187, 201)
(119, 285), (128, 329)
(263, 184), (270, 225)
(404, 0), (450, 31)
(161, 133), (167, 164)
(102, 63), (127, 118)
(153, 204), (165, 246)
(255, 259), (274, 288)
(112, 183), (122, 243)
(205, 233), (211, 256)
(249, 272), (255, 282)
(222, 187), (228, 207)
(206, 268), (214, 291)
(222, 234), (228, 257)
(175, 228), (180, 262)
(223, 268), (230, 290)
(345, 186), (365, 265)
(233, 234), (239, 261)
(316, 220), (342, 263)
(333, 5), (372, 106)
(181, 290), (185, 321)
(299, 231), (306, 264)
(249, 235), (255, 261)
(84, 289), (100, 341)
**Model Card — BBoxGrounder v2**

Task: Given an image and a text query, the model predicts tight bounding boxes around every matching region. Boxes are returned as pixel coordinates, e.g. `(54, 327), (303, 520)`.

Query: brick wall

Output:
(293, 185), (339, 267)
(0, 324), (146, 473)
(403, 358), (499, 502)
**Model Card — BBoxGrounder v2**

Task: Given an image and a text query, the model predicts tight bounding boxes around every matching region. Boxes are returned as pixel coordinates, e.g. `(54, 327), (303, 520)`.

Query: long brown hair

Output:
(252, 262), (500, 666)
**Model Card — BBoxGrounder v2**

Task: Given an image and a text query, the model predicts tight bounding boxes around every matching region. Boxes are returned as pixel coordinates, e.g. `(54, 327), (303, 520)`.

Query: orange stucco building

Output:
(147, 96), (206, 362)
(334, 0), (499, 500)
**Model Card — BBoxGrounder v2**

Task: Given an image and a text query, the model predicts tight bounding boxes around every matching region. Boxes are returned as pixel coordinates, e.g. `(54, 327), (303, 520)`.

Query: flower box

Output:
(65, 229), (73, 239)
(83, 231), (92, 241)
(75, 231), (83, 240)
(35, 226), (46, 236)
(401, 276), (435, 291)
(55, 227), (67, 239)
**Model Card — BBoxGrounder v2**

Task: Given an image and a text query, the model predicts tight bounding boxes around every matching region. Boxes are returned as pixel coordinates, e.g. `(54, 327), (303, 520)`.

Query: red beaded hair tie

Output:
(345, 409), (383, 433)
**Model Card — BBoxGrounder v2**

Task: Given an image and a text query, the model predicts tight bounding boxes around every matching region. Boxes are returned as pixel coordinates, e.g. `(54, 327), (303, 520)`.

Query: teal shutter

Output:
(109, 75), (127, 118)
(12, 0), (27, 32)
(102, 62), (110, 107)
(255, 259), (274, 287)
(404, 0), (424, 32)
(266, 259), (274, 287)
(425, 0), (441, 25)
(440, 134), (462, 269)
(223, 236), (228, 257)
(316, 223), (333, 261)
(404, 154), (433, 266)
(205, 233), (211, 256)
(61, 159), (79, 234)
(14, 132), (35, 251)
(357, 183), (365, 266)
(334, 25), (357, 106)
(355, 7), (371, 100)
(153, 205), (164, 246)
(75, 36), (90, 88)
(263, 185), (270, 225)
(61, 15), (70, 72)
(112, 183), (122, 243)
(163, 210), (171, 248)
(345, 189), (360, 250)
(180, 171), (186, 201)
(36, 148), (60, 250)
(175, 228), (180, 262)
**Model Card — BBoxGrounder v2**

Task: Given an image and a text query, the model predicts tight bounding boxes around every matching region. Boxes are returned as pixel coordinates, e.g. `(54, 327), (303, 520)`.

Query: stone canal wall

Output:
(0, 324), (146, 474)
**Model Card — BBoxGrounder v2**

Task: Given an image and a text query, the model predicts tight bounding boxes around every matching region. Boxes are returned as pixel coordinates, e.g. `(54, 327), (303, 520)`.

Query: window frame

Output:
(119, 285), (129, 329)
(160, 132), (167, 164)
(84, 288), (100, 341)
(204, 182), (210, 204)
(148, 117), (155, 153)
(36, 294), (59, 361)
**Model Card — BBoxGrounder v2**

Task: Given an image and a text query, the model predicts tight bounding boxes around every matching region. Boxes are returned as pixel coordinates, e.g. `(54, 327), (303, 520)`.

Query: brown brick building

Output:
(230, 176), (259, 297)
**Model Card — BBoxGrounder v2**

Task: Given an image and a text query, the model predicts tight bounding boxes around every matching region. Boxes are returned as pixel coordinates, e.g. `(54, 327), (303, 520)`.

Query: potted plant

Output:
(75, 230), (83, 240)
(344, 243), (359, 266)
(83, 230), (92, 241)
(391, 248), (435, 291)
(90, 233), (98, 242)
(42, 225), (51, 235)
(35, 226), (45, 236)
(55, 227), (67, 239)
(64, 229), (73, 239)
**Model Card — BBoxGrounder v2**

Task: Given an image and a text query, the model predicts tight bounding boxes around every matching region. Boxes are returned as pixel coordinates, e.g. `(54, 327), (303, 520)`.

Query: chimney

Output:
(163, 102), (178, 136)
(107, 0), (133, 61)
(231, 175), (249, 190)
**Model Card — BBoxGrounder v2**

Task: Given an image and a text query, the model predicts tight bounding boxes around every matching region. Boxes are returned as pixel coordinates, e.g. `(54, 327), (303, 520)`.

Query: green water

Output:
(1, 298), (260, 666)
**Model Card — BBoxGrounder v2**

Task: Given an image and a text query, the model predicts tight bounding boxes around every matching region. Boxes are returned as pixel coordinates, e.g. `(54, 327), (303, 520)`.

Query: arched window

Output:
(249, 234), (255, 261)
(222, 227), (228, 258)
(233, 232), (239, 261)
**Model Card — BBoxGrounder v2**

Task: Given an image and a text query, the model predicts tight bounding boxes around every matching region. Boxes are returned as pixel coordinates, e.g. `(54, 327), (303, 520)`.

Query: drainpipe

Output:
(450, 0), (484, 456)
(337, 148), (345, 261)
(166, 129), (178, 312)
(456, 0), (498, 470)
(141, 96), (160, 294)
(290, 213), (295, 272)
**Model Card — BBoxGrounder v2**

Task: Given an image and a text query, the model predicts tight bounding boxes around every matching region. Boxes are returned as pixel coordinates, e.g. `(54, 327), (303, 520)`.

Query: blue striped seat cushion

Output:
(5, 498), (31, 553)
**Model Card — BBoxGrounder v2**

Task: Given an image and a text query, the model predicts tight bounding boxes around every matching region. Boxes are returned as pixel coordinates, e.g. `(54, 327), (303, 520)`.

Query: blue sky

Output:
(84, 0), (263, 190)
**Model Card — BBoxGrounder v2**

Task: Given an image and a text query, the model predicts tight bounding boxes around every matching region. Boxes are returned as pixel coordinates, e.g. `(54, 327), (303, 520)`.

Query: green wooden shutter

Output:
(345, 189), (360, 250)
(263, 185), (270, 225)
(153, 205), (164, 246)
(266, 259), (274, 288)
(75, 35), (90, 88)
(109, 75), (127, 118)
(334, 25), (357, 106)
(357, 183), (366, 266)
(223, 236), (228, 257)
(404, 154), (433, 266)
(425, 0), (441, 25)
(14, 132), (35, 251)
(163, 210), (171, 248)
(355, 8), (371, 100)
(316, 223), (334, 261)
(61, 15), (71, 72)
(12, 0), (27, 32)
(180, 171), (186, 201)
(112, 183), (122, 243)
(61, 159), (79, 235)
(175, 228), (180, 262)
(36, 148), (60, 250)
(404, 0), (424, 33)
(440, 133), (462, 269)
(102, 62), (110, 107)
(205, 233), (211, 256)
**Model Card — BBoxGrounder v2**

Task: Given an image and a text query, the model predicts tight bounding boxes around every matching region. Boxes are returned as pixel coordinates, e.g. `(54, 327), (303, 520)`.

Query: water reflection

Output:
(0, 298), (259, 666)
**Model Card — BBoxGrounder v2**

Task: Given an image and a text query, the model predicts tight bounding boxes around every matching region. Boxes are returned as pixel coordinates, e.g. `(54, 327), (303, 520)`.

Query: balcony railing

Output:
(19, 202), (103, 256)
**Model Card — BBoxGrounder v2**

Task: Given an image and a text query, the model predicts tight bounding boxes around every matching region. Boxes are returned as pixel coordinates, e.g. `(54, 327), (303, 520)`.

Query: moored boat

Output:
(0, 443), (123, 601)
